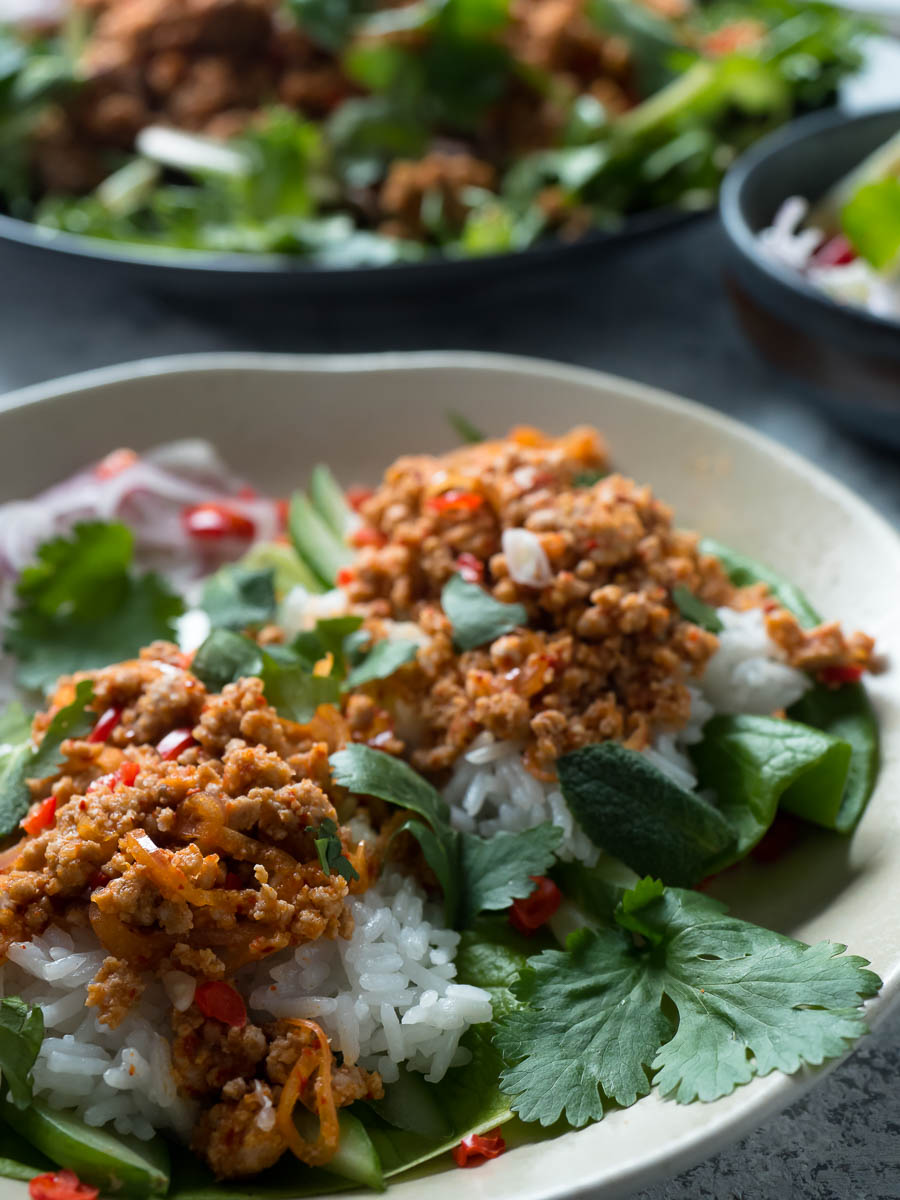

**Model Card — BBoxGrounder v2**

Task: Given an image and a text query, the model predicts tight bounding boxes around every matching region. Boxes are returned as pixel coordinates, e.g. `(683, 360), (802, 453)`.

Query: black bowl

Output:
(0, 195), (693, 301)
(719, 106), (900, 446)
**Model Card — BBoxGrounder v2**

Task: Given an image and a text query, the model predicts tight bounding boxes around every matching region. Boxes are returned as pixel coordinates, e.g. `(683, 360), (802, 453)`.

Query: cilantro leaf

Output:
(201, 566), (276, 631)
(191, 630), (262, 692)
(496, 881), (881, 1125)
(4, 522), (183, 694)
(345, 638), (419, 688)
(310, 816), (360, 883)
(0, 997), (43, 1110)
(458, 823), (562, 927)
(447, 411), (485, 444)
(330, 742), (450, 826)
(672, 585), (723, 633)
(441, 574), (527, 652)
(571, 469), (607, 487)
(0, 680), (94, 838)
(259, 649), (341, 724)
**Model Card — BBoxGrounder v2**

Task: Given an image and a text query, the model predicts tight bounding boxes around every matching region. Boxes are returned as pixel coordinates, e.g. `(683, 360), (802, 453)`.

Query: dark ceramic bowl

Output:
(719, 106), (900, 446)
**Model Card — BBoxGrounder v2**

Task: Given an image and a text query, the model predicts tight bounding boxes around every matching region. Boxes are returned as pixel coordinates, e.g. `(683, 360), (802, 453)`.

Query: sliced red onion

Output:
(501, 528), (553, 588)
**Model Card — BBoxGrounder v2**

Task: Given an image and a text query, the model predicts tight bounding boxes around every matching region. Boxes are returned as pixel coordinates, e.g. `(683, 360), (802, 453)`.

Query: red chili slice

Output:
(21, 795), (57, 838)
(456, 553), (483, 583)
(30, 1170), (99, 1200)
(427, 490), (484, 515)
(346, 486), (374, 512)
(818, 664), (864, 687)
(94, 448), (138, 481)
(509, 875), (562, 936)
(811, 234), (856, 269)
(156, 728), (197, 761)
(182, 502), (255, 540)
(116, 761), (140, 787)
(87, 705), (122, 744)
(195, 980), (247, 1027)
(337, 567), (356, 588)
(452, 1128), (506, 1167)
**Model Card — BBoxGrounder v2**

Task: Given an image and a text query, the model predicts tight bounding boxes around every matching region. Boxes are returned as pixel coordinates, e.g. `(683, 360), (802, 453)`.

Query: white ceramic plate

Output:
(1, 352), (898, 1200)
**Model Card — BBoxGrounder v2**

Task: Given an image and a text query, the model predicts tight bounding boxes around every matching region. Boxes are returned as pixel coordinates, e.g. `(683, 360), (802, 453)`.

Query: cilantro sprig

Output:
(495, 879), (881, 1125)
(3, 522), (183, 694)
(310, 817), (360, 883)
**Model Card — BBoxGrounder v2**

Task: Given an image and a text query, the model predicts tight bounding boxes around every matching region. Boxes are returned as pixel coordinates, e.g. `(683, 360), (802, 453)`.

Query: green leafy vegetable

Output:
(292, 615), (364, 677)
(458, 823), (562, 928)
(0, 680), (95, 839)
(0, 998), (43, 1110)
(3, 522), (183, 694)
(496, 880), (881, 1125)
(691, 714), (852, 855)
(330, 742), (450, 826)
(345, 638), (419, 688)
(289, 492), (354, 588)
(447, 411), (486, 444)
(558, 742), (735, 887)
(310, 816), (360, 882)
(0, 1121), (54, 1183)
(241, 540), (326, 598)
(571, 469), (607, 487)
(259, 649), (341, 723)
(672, 585), (723, 633)
(201, 566), (277, 631)
(310, 464), (356, 538)
(699, 536), (821, 628)
(841, 176), (900, 271)
(441, 574), (527, 652)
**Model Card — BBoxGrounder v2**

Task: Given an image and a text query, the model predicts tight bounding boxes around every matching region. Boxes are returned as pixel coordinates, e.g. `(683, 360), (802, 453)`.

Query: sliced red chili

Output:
(346, 485), (374, 512)
(811, 234), (856, 269)
(87, 705), (123, 744)
(182, 502), (255, 541)
(116, 761), (140, 787)
(30, 1169), (99, 1200)
(427, 490), (484, 515)
(276, 498), (290, 530)
(156, 728), (197, 761)
(509, 875), (562, 936)
(818, 664), (864, 687)
(21, 795), (57, 838)
(195, 980), (247, 1027)
(337, 567), (356, 588)
(452, 1128), (506, 1168)
(94, 448), (137, 481)
(456, 552), (483, 584)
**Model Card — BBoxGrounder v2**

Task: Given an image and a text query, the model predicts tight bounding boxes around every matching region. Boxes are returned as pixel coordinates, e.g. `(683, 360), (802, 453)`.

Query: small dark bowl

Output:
(720, 106), (900, 446)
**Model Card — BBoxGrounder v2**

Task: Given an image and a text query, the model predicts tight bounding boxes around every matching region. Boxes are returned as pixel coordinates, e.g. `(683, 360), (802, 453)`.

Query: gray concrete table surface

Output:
(1, 214), (898, 1199)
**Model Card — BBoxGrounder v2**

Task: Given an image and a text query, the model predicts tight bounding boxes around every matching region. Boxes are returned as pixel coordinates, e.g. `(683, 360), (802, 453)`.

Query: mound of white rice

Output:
(249, 871), (492, 1085)
(443, 605), (811, 864)
(0, 927), (193, 1141)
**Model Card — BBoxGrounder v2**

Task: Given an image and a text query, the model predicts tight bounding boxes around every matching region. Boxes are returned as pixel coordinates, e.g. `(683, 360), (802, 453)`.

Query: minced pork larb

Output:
(0, 425), (882, 1197)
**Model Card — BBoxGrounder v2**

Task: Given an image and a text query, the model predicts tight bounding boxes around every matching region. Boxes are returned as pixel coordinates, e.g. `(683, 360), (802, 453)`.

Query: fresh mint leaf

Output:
(788, 682), (879, 834)
(672, 585), (723, 633)
(0, 996), (43, 1109)
(4, 522), (183, 694)
(259, 649), (340, 724)
(698, 537), (821, 629)
(458, 823), (562, 927)
(496, 881), (881, 1125)
(441, 574), (527, 652)
(557, 742), (735, 887)
(447, 411), (485, 444)
(691, 714), (852, 860)
(201, 566), (276, 632)
(0, 680), (94, 838)
(310, 816), (359, 883)
(345, 638), (419, 688)
(191, 630), (262, 692)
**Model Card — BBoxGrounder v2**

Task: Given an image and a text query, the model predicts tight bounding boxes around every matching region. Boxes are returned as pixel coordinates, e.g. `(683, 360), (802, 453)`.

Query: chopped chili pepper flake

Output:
(195, 980), (247, 1027)
(337, 567), (355, 588)
(509, 875), (562, 936)
(351, 526), (387, 549)
(88, 705), (122, 744)
(452, 1129), (507, 1168)
(811, 234), (856, 269)
(182, 503), (255, 541)
(157, 728), (197, 761)
(428, 489), (484, 515)
(21, 795), (57, 837)
(456, 552), (484, 583)
(116, 761), (140, 787)
(94, 448), (137, 481)
(30, 1169), (99, 1200)
(818, 664), (864, 687)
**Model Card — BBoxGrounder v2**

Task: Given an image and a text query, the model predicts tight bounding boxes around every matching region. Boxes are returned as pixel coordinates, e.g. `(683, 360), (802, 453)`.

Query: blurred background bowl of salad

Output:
(0, 0), (874, 295)
(720, 105), (900, 446)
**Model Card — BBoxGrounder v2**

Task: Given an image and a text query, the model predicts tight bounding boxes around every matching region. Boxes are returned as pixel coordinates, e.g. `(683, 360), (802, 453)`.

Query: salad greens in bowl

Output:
(0, 352), (896, 1200)
(0, 0), (868, 282)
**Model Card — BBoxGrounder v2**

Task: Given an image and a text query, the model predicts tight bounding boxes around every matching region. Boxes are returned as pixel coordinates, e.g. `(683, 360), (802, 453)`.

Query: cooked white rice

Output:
(0, 926), (193, 1141)
(248, 870), (492, 1085)
(443, 604), (811, 863)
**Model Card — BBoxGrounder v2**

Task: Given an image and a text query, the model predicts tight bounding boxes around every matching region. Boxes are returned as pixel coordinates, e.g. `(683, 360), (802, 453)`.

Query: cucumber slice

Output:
(310, 466), (354, 538)
(1, 1098), (170, 1196)
(295, 1110), (384, 1192)
(368, 1068), (452, 1140)
(288, 494), (354, 589)
(241, 540), (325, 597)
